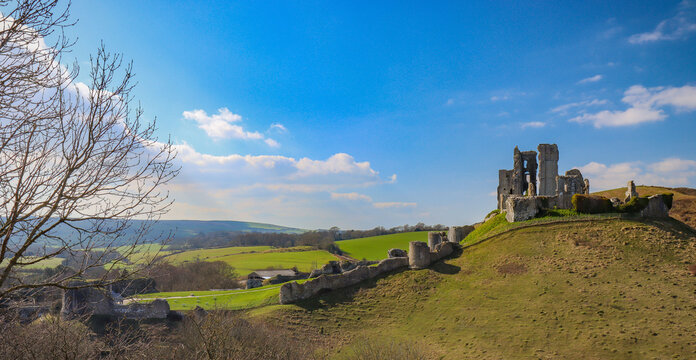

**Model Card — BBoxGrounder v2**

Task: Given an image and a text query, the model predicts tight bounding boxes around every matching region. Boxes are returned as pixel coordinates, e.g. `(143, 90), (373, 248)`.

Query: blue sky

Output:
(63, 0), (696, 229)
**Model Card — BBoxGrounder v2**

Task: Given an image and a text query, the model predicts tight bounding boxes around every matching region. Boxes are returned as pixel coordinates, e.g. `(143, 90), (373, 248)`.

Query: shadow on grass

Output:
(430, 261), (460, 275)
(641, 217), (696, 237)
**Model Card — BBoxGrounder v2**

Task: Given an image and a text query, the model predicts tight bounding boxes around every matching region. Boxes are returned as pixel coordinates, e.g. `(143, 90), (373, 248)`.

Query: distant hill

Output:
(594, 185), (696, 229)
(26, 219), (306, 249)
(148, 219), (306, 239)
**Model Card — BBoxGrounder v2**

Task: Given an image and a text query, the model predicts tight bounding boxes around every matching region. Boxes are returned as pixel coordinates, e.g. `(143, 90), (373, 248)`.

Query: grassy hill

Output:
(251, 216), (696, 358)
(337, 232), (429, 261)
(28, 219), (306, 249)
(594, 185), (696, 229)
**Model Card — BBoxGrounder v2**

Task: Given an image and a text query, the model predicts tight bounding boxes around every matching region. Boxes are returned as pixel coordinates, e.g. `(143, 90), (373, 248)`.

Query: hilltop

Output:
(250, 207), (696, 358)
(594, 185), (696, 229)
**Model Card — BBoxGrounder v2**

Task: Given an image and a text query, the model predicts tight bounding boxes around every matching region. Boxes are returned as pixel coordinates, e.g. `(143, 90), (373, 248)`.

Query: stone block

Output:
(505, 196), (539, 222)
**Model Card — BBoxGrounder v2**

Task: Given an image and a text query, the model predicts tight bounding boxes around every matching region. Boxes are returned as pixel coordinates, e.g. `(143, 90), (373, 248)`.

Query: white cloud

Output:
(264, 138), (280, 148)
(269, 123), (288, 132)
(648, 158), (696, 172)
(578, 74), (603, 84)
(294, 153), (378, 178)
(570, 107), (665, 128)
(578, 157), (696, 190)
(570, 84), (696, 128)
(629, 2), (696, 43)
(521, 121), (546, 129)
(551, 99), (608, 115)
(183, 108), (283, 147)
(330, 191), (416, 210)
(490, 95), (509, 102)
(331, 192), (373, 202)
(159, 141), (414, 226)
(373, 202), (417, 209)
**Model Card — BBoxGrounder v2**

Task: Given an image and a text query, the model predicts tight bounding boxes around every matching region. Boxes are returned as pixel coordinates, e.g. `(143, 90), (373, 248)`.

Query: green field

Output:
(0, 256), (65, 270)
(165, 245), (337, 275)
(213, 250), (336, 274)
(133, 283), (286, 310)
(337, 231), (429, 261)
(164, 245), (274, 263)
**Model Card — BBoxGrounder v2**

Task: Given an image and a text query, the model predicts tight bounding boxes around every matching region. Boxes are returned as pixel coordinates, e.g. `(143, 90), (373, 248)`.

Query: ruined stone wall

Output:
(61, 281), (171, 320)
(279, 257), (409, 304)
(556, 169), (587, 209)
(279, 241), (456, 304)
(537, 144), (559, 196)
(497, 169), (514, 210)
(448, 225), (475, 243)
(112, 299), (170, 320)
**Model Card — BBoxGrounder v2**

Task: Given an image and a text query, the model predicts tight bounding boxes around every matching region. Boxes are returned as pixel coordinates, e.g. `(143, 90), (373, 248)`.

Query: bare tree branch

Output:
(0, 0), (179, 299)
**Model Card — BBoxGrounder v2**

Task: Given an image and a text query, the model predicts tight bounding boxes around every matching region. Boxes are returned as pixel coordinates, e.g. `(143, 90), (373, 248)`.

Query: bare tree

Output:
(0, 0), (178, 299)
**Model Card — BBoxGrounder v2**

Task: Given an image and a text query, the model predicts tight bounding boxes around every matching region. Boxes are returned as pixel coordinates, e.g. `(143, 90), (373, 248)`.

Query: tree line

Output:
(169, 222), (449, 253)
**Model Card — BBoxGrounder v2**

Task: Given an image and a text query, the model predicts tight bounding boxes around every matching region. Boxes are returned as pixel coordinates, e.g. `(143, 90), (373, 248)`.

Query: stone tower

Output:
(537, 144), (559, 196)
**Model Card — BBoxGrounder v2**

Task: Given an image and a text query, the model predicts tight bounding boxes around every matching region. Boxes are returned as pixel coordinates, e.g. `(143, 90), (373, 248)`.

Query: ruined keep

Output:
(497, 144), (590, 221)
(537, 144), (559, 196)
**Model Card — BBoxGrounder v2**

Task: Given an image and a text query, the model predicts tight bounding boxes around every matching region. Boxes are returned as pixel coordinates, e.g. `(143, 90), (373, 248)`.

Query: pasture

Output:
(336, 231), (429, 261)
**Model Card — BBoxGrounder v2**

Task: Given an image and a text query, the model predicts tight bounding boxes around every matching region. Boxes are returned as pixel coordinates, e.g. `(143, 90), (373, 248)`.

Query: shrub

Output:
(616, 196), (650, 213)
(572, 194), (613, 214)
(177, 311), (324, 360)
(485, 209), (500, 219)
(337, 336), (429, 360)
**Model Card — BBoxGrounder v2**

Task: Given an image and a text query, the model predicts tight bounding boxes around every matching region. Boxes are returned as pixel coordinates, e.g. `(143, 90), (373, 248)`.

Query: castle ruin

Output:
(497, 144), (589, 221)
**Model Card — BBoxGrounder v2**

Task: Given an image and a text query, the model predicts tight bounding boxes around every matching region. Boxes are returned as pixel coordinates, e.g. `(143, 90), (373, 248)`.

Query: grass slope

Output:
(337, 232), (429, 261)
(254, 217), (696, 359)
(594, 185), (696, 229)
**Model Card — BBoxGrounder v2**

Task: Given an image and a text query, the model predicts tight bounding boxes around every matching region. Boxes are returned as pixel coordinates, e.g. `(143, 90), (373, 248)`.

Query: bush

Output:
(177, 311), (324, 360)
(616, 193), (673, 213)
(485, 209), (500, 219)
(337, 336), (429, 360)
(572, 194), (613, 214)
(616, 196), (650, 213)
